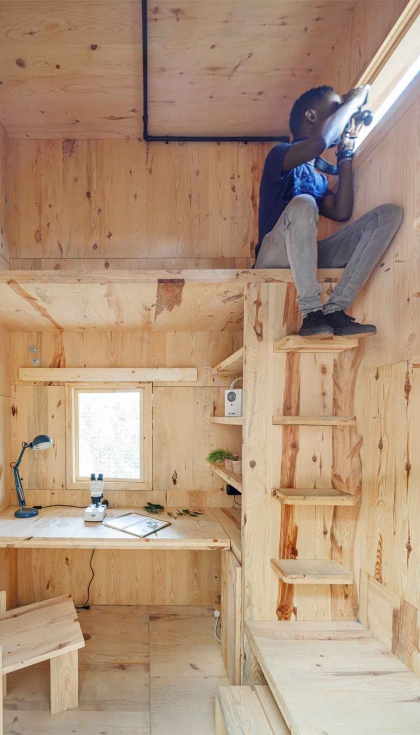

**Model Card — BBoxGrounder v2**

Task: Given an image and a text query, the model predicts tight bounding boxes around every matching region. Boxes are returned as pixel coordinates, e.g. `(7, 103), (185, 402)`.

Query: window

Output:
(66, 383), (152, 490)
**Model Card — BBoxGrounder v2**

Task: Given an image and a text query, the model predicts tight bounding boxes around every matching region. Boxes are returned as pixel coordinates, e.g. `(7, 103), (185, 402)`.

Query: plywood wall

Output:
(8, 139), (269, 269)
(10, 329), (243, 509)
(351, 80), (420, 674)
(10, 328), (243, 606)
(0, 326), (10, 513)
(0, 125), (9, 270)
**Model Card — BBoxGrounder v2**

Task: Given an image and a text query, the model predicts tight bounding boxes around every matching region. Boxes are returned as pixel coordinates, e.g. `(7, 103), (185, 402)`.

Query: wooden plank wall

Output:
(8, 139), (269, 270)
(10, 329), (243, 605)
(0, 325), (12, 604)
(320, 12), (420, 671)
(0, 125), (9, 270)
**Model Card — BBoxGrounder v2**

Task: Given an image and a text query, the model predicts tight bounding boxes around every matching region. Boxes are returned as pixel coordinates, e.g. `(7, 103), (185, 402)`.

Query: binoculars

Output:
(344, 91), (374, 135)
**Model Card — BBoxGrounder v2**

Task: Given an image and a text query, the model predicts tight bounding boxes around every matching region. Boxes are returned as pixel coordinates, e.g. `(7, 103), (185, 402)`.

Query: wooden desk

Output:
(0, 507), (230, 551)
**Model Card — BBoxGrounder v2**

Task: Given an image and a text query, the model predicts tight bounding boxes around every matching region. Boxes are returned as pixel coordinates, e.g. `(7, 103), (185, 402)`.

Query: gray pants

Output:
(255, 194), (403, 316)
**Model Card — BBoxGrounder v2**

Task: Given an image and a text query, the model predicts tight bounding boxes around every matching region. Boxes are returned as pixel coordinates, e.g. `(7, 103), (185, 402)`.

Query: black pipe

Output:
(141, 0), (289, 144)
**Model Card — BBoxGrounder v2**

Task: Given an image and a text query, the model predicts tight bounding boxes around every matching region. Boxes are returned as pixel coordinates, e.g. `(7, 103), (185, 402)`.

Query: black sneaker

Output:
(324, 310), (376, 336)
(299, 310), (334, 337)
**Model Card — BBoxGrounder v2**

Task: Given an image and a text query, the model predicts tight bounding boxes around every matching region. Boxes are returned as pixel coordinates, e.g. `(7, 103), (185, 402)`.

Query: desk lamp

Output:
(11, 435), (53, 518)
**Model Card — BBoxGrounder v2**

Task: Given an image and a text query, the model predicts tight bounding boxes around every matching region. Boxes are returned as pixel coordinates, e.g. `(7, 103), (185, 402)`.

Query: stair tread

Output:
(216, 685), (284, 734)
(272, 488), (360, 506)
(271, 558), (353, 584)
(245, 620), (420, 735)
(274, 335), (359, 353)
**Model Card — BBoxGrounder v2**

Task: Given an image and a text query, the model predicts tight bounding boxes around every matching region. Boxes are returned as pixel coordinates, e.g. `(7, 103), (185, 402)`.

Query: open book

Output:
(103, 512), (171, 538)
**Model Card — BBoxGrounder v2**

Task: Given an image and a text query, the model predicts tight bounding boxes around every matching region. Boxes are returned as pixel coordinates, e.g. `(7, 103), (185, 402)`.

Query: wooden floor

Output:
(3, 605), (228, 734)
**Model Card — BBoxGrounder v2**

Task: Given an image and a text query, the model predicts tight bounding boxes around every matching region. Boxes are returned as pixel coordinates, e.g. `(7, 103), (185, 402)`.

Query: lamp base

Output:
(14, 507), (39, 519)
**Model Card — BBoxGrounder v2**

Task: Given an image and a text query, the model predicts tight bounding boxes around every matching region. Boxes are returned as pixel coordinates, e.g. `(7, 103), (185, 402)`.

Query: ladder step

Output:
(274, 335), (359, 353)
(270, 559), (353, 585)
(216, 685), (289, 734)
(272, 488), (360, 506)
(272, 415), (356, 426)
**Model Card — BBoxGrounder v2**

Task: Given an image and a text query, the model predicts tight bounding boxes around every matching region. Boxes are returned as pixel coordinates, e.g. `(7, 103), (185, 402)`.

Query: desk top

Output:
(0, 507), (230, 551)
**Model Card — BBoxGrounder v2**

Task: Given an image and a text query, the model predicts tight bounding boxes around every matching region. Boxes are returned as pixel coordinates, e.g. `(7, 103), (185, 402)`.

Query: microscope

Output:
(84, 473), (107, 522)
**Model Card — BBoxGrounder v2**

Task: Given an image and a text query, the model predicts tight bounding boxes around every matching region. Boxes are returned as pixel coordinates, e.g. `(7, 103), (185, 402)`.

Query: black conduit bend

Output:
(141, 0), (290, 144)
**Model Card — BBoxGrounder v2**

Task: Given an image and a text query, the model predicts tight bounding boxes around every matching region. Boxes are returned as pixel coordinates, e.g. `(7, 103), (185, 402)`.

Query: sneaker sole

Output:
(333, 329), (376, 337)
(298, 329), (335, 337)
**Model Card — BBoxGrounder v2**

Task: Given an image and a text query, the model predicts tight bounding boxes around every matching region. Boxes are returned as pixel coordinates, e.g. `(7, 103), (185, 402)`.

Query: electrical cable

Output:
(34, 504), (87, 509)
(214, 612), (221, 643)
(233, 496), (242, 509)
(76, 549), (96, 611)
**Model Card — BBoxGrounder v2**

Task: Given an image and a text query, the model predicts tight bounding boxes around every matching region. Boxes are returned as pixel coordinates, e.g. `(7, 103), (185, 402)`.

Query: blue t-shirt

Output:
(256, 143), (332, 259)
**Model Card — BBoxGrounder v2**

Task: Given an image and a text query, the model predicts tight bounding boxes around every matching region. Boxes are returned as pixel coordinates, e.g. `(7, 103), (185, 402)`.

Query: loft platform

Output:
(0, 269), (342, 332)
(270, 559), (353, 585)
(272, 415), (357, 426)
(272, 488), (360, 506)
(0, 507), (230, 551)
(245, 621), (420, 735)
(273, 335), (360, 353)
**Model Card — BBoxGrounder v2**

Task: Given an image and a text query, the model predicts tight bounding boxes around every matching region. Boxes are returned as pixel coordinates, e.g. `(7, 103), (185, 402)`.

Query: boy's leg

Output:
(255, 194), (324, 316)
(318, 203), (403, 314)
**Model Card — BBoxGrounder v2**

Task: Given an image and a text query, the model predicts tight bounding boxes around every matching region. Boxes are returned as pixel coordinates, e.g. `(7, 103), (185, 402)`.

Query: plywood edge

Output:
(272, 488), (360, 506)
(273, 336), (359, 353)
(19, 367), (198, 383)
(270, 559), (353, 585)
(0, 269), (344, 286)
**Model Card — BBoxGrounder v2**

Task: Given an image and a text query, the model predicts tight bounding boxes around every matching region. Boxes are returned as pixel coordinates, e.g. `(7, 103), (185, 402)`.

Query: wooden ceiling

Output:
(0, 0), (358, 139)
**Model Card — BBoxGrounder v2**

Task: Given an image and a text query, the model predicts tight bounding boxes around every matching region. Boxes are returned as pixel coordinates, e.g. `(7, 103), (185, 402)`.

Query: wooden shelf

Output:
(19, 367), (197, 383)
(272, 488), (360, 506)
(272, 416), (356, 426)
(213, 347), (244, 375)
(274, 335), (359, 353)
(210, 416), (243, 426)
(270, 559), (353, 585)
(211, 464), (243, 493)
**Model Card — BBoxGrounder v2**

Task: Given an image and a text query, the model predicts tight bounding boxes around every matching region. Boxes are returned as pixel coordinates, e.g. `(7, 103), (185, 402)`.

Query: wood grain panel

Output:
(16, 548), (221, 606)
(8, 139), (266, 264)
(0, 1), (356, 139)
(0, 125), (9, 269)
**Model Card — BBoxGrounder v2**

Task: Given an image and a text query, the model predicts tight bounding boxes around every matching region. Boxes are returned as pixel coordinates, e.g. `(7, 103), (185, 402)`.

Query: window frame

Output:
(66, 382), (152, 491)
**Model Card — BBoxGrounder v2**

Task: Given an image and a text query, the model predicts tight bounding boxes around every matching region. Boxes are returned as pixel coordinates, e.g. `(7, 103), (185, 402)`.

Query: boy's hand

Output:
(341, 85), (370, 106)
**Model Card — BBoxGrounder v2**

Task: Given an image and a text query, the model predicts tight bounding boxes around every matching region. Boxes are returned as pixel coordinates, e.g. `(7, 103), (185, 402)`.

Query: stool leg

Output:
(215, 696), (227, 735)
(50, 650), (79, 715)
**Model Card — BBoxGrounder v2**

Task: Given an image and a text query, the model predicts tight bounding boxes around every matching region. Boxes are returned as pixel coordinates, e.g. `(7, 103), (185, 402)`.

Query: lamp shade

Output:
(30, 434), (53, 450)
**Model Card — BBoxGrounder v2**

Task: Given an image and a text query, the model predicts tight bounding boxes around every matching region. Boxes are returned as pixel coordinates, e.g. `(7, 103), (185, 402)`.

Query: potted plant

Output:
(205, 449), (237, 471)
(232, 458), (242, 476)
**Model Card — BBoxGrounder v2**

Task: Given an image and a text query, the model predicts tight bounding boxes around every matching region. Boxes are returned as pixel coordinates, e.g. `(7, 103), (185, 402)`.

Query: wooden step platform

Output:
(245, 620), (420, 735)
(272, 415), (356, 426)
(272, 488), (360, 506)
(215, 685), (290, 734)
(210, 416), (243, 426)
(270, 559), (352, 585)
(274, 335), (359, 353)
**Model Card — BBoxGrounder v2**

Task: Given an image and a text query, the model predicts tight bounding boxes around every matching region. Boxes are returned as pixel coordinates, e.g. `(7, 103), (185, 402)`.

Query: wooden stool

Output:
(0, 593), (85, 733)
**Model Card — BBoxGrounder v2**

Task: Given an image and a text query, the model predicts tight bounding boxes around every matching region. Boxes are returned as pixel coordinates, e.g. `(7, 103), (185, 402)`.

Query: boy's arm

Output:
(282, 86), (369, 173)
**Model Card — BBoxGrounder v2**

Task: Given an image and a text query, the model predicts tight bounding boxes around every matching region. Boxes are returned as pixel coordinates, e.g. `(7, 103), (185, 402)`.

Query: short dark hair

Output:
(289, 85), (334, 137)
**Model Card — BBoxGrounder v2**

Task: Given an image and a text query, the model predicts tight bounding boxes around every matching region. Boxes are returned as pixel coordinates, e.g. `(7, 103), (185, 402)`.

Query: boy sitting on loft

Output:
(254, 84), (403, 337)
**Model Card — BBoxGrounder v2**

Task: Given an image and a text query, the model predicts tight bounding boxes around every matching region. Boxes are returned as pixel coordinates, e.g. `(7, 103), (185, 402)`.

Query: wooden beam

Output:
(270, 559), (353, 585)
(273, 416), (356, 426)
(0, 269), (343, 286)
(19, 367), (198, 383)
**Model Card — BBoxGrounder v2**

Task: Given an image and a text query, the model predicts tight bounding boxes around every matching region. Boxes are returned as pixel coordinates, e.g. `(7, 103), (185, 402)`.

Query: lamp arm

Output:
(11, 443), (29, 508)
